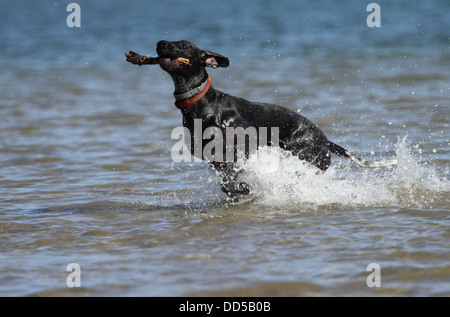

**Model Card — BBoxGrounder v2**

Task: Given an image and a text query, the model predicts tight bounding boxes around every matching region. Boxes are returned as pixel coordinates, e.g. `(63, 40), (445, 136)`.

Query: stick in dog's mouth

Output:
(174, 57), (190, 65)
(125, 51), (190, 66)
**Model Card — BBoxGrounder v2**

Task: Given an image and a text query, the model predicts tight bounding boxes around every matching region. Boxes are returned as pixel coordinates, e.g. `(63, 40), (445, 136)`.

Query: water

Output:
(0, 0), (449, 296)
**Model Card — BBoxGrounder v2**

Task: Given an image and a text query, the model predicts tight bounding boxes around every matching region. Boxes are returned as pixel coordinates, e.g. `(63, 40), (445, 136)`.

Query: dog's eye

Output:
(181, 43), (189, 50)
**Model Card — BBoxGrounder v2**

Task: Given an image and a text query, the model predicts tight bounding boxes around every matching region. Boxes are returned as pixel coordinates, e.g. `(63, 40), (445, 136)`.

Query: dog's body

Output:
(126, 40), (396, 197)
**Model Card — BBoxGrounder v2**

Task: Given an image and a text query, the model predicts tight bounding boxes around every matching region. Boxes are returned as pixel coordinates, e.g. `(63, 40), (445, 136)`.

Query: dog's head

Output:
(156, 40), (229, 78)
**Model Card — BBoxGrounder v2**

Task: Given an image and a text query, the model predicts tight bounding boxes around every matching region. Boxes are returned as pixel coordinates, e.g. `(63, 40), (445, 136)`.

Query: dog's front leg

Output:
(212, 162), (250, 196)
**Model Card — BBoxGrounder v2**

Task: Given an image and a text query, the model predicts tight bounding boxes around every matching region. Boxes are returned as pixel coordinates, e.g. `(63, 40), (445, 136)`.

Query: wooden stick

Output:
(125, 51), (159, 66)
(125, 51), (190, 66)
(175, 57), (190, 65)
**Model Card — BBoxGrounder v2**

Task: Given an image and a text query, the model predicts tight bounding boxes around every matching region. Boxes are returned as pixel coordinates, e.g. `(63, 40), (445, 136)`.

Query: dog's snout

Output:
(157, 40), (176, 58)
(157, 40), (170, 49)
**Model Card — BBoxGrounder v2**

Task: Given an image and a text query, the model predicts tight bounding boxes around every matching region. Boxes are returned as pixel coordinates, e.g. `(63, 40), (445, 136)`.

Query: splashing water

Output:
(238, 137), (449, 210)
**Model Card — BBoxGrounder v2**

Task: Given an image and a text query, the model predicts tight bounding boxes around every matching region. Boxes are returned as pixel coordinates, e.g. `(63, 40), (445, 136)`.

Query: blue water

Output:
(3, 1), (449, 62)
(0, 0), (449, 296)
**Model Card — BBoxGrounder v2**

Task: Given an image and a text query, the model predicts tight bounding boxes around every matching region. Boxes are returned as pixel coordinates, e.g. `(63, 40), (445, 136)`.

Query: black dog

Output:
(126, 40), (396, 198)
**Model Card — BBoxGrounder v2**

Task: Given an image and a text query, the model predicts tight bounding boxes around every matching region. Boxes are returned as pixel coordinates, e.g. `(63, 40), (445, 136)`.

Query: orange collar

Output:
(174, 76), (212, 109)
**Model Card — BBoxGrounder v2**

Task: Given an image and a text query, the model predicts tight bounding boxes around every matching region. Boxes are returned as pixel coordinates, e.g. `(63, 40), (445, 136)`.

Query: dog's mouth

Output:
(158, 54), (190, 67)
(156, 41), (191, 69)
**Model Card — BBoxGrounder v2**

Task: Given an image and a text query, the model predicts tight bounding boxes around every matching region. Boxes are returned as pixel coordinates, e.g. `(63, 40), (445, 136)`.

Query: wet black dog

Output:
(127, 40), (396, 198)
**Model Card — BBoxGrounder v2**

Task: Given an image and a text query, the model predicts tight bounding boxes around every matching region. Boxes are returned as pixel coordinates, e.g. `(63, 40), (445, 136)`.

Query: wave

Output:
(238, 137), (449, 210)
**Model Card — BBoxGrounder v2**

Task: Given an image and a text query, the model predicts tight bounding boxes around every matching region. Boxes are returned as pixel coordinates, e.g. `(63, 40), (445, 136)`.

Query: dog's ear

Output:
(201, 50), (229, 68)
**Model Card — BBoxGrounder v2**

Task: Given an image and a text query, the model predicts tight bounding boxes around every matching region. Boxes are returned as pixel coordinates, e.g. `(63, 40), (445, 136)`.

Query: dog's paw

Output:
(236, 182), (251, 195)
(221, 181), (251, 195)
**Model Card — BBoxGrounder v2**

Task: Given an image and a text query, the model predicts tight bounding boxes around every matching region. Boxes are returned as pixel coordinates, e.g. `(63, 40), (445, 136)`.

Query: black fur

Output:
(156, 40), (356, 197)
